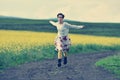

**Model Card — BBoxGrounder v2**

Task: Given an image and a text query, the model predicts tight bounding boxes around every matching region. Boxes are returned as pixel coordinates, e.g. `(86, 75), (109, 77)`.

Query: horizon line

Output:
(0, 15), (120, 23)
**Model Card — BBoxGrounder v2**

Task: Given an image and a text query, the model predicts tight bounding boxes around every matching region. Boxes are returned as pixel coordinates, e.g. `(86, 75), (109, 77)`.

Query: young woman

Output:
(49, 13), (85, 67)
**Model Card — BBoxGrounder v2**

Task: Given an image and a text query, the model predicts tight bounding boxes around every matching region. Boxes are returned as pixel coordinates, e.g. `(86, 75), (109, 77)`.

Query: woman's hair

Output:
(57, 13), (65, 18)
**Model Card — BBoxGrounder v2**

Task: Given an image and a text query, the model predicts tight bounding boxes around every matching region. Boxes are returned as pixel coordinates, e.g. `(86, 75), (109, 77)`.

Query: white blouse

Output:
(49, 21), (84, 36)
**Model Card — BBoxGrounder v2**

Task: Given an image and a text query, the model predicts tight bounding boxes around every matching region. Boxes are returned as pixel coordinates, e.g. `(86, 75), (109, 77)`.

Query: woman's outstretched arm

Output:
(49, 21), (57, 26)
(65, 22), (84, 29)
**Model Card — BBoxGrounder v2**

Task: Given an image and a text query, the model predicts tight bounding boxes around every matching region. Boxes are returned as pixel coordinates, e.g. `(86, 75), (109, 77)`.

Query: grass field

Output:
(96, 54), (120, 77)
(0, 30), (120, 70)
(0, 18), (120, 37)
(0, 17), (120, 77)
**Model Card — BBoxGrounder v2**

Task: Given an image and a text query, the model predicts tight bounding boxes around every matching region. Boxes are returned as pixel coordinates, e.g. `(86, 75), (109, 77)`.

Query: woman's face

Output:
(57, 15), (64, 22)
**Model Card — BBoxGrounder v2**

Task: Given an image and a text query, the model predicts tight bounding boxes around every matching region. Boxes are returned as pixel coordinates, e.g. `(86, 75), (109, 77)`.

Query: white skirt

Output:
(54, 36), (71, 53)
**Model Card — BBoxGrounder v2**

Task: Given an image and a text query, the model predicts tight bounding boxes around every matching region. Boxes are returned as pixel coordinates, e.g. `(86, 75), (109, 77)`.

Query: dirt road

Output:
(0, 51), (119, 80)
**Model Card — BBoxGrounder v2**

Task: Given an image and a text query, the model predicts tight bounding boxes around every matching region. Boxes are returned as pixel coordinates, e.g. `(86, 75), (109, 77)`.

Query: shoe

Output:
(58, 63), (61, 67)
(58, 59), (62, 67)
(63, 57), (67, 65)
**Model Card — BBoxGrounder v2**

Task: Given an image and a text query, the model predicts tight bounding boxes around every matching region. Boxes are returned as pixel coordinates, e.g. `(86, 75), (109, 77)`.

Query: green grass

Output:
(0, 44), (120, 70)
(0, 44), (55, 69)
(0, 18), (120, 37)
(95, 54), (120, 78)
(70, 44), (120, 54)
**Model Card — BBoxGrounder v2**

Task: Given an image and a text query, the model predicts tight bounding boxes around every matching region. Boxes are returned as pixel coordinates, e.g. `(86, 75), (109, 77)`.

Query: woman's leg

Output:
(58, 50), (62, 59)
(63, 52), (67, 57)
(63, 52), (67, 64)
(57, 50), (62, 67)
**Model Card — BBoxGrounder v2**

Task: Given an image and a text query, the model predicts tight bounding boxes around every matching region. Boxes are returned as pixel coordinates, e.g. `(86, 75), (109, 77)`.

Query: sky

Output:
(0, 0), (120, 22)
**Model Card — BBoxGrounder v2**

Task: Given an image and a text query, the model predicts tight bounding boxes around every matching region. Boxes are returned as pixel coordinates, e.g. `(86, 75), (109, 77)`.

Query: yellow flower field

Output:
(0, 30), (120, 53)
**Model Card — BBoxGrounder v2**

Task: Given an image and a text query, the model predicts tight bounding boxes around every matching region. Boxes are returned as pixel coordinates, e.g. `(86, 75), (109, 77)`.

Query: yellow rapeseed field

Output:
(0, 30), (120, 53)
